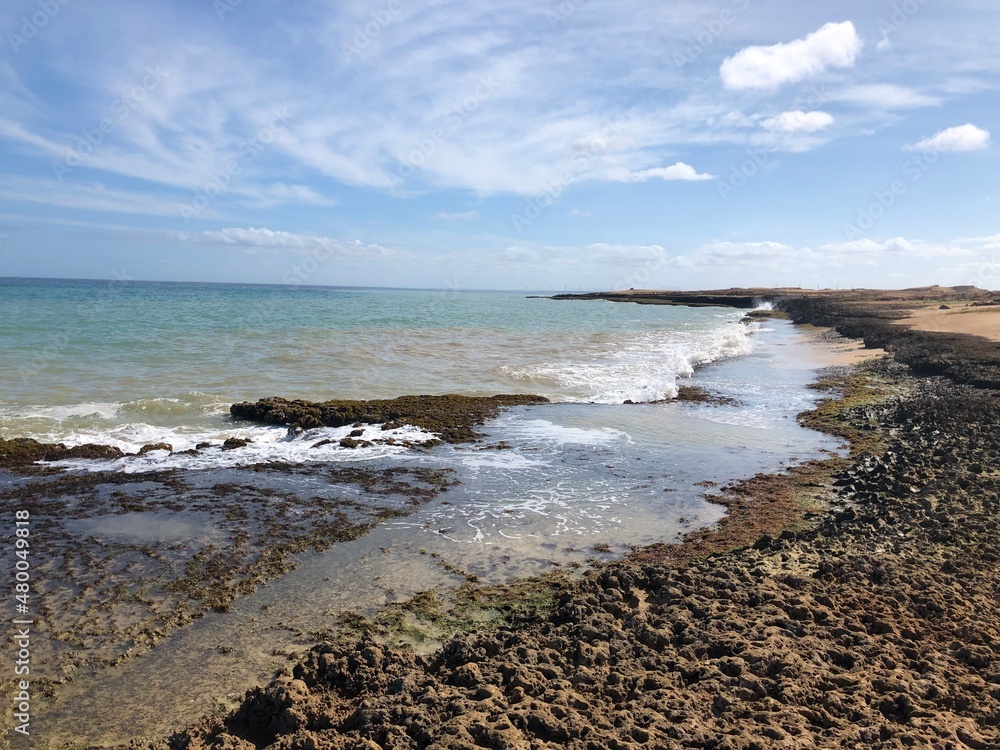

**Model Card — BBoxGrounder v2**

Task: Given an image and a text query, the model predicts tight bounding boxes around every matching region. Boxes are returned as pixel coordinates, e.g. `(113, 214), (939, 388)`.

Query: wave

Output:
(499, 317), (758, 403)
(1, 392), (230, 426)
(117, 393), (232, 419)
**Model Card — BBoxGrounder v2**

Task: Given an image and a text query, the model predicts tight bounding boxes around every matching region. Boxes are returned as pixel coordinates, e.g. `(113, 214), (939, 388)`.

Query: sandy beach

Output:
(128, 286), (1000, 750)
(902, 302), (1000, 342)
(789, 324), (885, 367)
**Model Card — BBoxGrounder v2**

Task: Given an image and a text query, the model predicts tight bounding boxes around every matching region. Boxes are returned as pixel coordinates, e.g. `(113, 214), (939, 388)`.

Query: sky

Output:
(0, 0), (997, 291)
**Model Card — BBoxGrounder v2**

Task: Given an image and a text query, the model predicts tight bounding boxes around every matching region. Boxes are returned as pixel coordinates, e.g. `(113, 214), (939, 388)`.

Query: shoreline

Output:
(140, 287), (999, 749)
(9, 318), (836, 747)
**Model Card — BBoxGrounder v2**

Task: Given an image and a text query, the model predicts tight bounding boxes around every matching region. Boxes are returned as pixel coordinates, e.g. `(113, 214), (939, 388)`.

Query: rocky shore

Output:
(143, 288), (1000, 750)
(229, 394), (549, 444)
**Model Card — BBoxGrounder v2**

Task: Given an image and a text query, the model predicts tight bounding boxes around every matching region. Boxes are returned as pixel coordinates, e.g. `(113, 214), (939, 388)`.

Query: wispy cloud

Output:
(0, 0), (997, 291)
(830, 84), (941, 110)
(258, 182), (336, 207)
(667, 235), (982, 273)
(761, 110), (834, 133)
(0, 176), (200, 218)
(436, 210), (479, 221)
(0, 5), (875, 208)
(821, 237), (974, 259)
(171, 226), (392, 258)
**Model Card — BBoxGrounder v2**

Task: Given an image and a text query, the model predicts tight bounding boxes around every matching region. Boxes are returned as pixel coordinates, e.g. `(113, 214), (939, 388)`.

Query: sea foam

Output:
(500, 317), (757, 403)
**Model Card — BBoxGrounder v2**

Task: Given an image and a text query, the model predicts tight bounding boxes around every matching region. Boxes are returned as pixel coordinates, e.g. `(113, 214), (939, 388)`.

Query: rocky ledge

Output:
(230, 394), (549, 444)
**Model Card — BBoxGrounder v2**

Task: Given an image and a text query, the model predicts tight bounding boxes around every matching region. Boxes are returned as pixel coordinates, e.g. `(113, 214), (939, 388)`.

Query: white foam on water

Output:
(699, 407), (779, 430)
(497, 417), (628, 446)
(456, 452), (548, 470)
(0, 393), (234, 443)
(500, 317), (758, 403)
(45, 423), (440, 473)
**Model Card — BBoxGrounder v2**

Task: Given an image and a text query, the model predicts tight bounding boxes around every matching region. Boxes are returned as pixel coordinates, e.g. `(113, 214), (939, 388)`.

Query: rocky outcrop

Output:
(230, 394), (549, 444)
(137, 442), (173, 455)
(0, 437), (124, 470)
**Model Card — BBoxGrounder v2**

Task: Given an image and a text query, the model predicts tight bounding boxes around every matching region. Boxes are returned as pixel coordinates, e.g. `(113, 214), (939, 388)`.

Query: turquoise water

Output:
(0, 277), (759, 451)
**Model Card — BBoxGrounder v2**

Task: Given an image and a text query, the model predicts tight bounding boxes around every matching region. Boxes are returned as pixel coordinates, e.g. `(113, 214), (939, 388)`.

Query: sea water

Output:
(1, 278), (760, 448)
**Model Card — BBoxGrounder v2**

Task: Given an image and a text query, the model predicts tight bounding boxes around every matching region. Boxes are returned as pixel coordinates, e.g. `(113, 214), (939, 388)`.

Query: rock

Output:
(222, 437), (251, 451)
(60, 443), (126, 461)
(0, 437), (125, 469)
(209, 734), (255, 750)
(137, 442), (172, 455)
(229, 394), (549, 444)
(339, 437), (372, 449)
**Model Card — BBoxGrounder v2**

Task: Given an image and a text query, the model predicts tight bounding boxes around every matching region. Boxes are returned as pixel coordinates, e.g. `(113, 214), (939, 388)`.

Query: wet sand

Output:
(144, 287), (1000, 750)
(789, 324), (885, 367)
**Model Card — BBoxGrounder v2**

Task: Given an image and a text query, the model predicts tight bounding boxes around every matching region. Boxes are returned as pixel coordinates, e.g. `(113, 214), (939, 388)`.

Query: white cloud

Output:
(905, 124), (990, 153)
(720, 21), (862, 90)
(610, 162), (715, 182)
(761, 110), (834, 133)
(0, 1), (993, 224)
(436, 210), (479, 221)
(568, 209), (591, 217)
(0, 118), (66, 158)
(582, 243), (670, 267)
(956, 233), (1000, 251)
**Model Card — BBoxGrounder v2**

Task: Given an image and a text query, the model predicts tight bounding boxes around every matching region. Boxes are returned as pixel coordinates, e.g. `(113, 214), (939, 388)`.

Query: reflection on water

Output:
(67, 511), (219, 543)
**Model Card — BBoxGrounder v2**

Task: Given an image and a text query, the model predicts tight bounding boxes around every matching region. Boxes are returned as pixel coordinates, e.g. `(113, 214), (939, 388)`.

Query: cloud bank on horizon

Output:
(0, 0), (996, 290)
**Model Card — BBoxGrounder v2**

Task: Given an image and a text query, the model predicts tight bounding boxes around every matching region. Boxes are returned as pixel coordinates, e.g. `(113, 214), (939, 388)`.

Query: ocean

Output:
(0, 277), (845, 744)
(2, 278), (761, 448)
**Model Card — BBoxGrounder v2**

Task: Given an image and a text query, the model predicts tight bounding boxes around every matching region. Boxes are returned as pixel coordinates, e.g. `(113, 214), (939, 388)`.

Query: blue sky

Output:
(0, 0), (997, 290)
